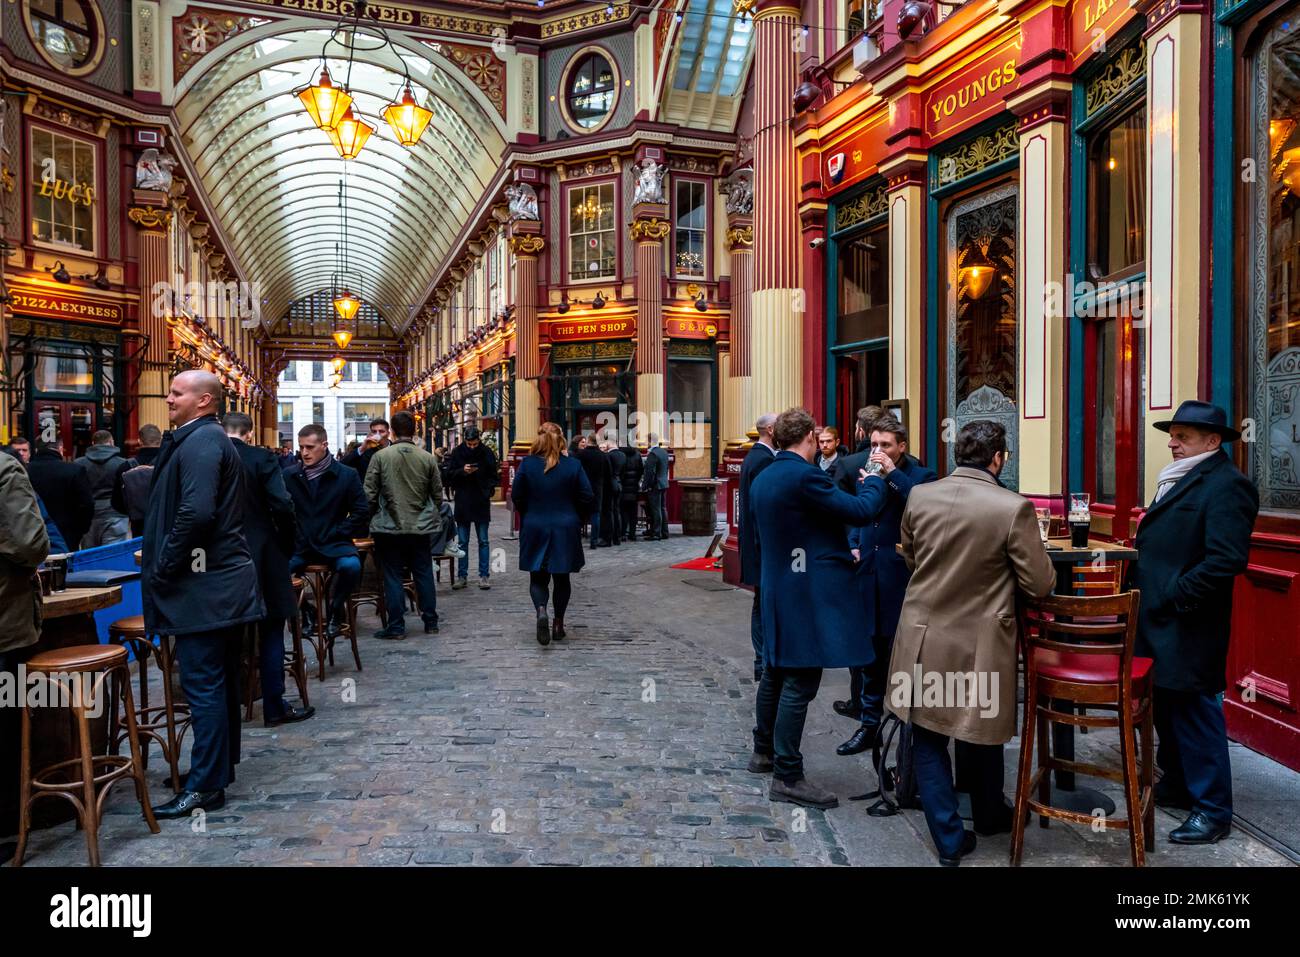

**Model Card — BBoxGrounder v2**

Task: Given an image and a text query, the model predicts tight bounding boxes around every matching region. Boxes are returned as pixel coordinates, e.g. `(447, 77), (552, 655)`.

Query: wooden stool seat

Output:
(107, 619), (191, 794)
(28, 644), (127, 673)
(297, 562), (361, 679)
(109, 614), (146, 635)
(1012, 591), (1154, 867)
(11, 644), (159, 867)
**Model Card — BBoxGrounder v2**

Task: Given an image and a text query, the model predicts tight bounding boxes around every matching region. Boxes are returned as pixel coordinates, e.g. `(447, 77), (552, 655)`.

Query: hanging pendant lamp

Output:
(383, 82), (433, 147)
(327, 107), (375, 159)
(296, 66), (353, 131)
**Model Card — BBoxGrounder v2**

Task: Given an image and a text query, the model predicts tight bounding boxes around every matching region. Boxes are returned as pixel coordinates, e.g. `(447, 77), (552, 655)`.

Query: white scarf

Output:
(1153, 449), (1217, 503)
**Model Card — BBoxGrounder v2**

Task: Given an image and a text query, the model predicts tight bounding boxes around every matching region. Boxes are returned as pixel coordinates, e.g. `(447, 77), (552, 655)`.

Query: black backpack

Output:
(856, 713), (922, 816)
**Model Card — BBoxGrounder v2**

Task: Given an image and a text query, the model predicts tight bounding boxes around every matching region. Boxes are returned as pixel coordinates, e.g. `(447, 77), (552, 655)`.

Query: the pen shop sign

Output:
(8, 287), (125, 325)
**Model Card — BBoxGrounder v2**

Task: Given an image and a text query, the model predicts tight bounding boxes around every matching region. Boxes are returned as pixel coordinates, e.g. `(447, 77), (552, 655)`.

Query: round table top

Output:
(41, 585), (123, 619)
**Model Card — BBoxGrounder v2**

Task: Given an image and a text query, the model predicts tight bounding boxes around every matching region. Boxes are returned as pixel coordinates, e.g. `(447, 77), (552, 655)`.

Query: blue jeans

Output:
(289, 552), (361, 619)
(174, 627), (242, 792)
(457, 521), (490, 579)
(375, 533), (438, 630)
(752, 666), (823, 782)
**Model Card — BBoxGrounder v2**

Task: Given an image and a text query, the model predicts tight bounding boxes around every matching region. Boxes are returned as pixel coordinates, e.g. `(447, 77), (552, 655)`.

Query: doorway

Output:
(834, 345), (888, 438)
(33, 400), (97, 461)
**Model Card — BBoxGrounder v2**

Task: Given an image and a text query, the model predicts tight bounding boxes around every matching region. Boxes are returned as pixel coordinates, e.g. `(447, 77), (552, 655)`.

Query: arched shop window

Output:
(1245, 14), (1300, 510)
(563, 51), (617, 132)
(23, 0), (104, 75)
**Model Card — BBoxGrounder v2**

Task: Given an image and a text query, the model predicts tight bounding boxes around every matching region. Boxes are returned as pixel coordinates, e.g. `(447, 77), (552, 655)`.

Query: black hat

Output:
(1153, 400), (1240, 442)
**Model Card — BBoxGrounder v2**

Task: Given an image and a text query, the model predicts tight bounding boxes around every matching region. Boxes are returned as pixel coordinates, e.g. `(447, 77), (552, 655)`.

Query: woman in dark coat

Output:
(513, 423), (594, 645)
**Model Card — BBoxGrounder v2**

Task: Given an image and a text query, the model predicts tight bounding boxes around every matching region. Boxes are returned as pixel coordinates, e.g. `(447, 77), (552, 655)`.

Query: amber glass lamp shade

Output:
(383, 83), (433, 147)
(959, 245), (996, 301)
(327, 108), (375, 159)
(331, 356), (347, 373)
(297, 67), (353, 132)
(332, 287), (361, 323)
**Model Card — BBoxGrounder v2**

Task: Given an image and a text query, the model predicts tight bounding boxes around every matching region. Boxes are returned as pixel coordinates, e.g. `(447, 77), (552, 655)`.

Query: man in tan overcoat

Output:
(888, 420), (1055, 865)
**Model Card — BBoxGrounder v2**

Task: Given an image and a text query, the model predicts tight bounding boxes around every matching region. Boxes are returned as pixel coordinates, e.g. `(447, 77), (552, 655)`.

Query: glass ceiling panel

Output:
(671, 0), (754, 97)
(174, 28), (506, 334)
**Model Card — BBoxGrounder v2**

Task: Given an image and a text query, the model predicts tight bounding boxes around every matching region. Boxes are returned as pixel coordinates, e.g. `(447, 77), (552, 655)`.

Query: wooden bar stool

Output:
(1012, 591), (1155, 866)
(12, 644), (160, 867)
(433, 554), (455, 584)
(241, 615), (311, 721)
(297, 564), (334, 680)
(107, 615), (191, 794)
(347, 539), (387, 637)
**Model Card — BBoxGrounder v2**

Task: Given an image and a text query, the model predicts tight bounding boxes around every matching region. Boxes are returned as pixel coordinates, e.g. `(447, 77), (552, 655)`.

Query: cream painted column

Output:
(749, 0), (803, 415)
(128, 201), (173, 430)
(1143, 11), (1203, 503)
(630, 205), (669, 440)
(509, 225), (544, 442)
(1012, 98), (1069, 495)
(881, 158), (926, 446)
(725, 213), (754, 440)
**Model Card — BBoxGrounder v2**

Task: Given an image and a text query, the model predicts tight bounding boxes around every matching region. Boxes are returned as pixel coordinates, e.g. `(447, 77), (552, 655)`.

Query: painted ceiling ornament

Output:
(505, 182), (540, 222)
(135, 148), (177, 191)
(632, 158), (666, 206)
(722, 170), (754, 216)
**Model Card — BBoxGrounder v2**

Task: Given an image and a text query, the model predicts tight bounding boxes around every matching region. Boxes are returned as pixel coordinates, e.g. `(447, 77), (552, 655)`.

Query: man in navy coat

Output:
(737, 412), (777, 682)
(283, 424), (369, 639)
(837, 415), (936, 756)
(1128, 401), (1258, 845)
(747, 408), (874, 809)
(143, 371), (264, 818)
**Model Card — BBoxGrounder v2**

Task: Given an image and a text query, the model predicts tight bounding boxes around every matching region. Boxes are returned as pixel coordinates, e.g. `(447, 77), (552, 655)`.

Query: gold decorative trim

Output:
(543, 3), (631, 38)
(1085, 43), (1146, 117)
(1, 165), (14, 194)
(128, 206), (172, 230)
(835, 183), (888, 231)
(725, 224), (754, 250)
(936, 123), (1018, 188)
(629, 218), (670, 242)
(509, 235), (546, 256)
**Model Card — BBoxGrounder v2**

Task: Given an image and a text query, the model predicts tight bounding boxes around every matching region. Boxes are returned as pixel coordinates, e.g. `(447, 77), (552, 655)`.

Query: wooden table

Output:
(1043, 537), (1138, 563)
(41, 585), (123, 619)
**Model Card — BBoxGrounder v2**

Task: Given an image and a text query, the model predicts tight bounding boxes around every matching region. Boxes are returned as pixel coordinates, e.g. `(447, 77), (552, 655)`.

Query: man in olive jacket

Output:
(142, 371), (264, 819)
(364, 411), (443, 638)
(889, 420), (1056, 865)
(1129, 400), (1259, 845)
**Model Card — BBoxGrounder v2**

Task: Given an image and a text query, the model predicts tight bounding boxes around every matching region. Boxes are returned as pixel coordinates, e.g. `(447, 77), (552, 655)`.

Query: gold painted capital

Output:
(509, 235), (546, 256)
(726, 225), (754, 250)
(128, 206), (172, 230)
(628, 218), (670, 242)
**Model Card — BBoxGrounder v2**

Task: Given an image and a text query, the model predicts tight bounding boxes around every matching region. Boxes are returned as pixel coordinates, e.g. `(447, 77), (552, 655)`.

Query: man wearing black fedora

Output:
(1129, 400), (1258, 845)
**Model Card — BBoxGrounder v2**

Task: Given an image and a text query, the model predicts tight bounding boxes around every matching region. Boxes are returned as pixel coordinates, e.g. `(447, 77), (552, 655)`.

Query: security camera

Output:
(808, 237), (826, 250)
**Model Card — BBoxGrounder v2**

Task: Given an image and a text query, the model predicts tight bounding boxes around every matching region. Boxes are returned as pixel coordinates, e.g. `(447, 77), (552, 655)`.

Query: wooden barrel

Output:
(679, 483), (718, 537)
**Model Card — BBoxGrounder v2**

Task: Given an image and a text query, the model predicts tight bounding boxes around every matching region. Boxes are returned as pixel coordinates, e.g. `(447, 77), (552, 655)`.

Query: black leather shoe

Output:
(265, 704), (315, 728)
(552, 619), (566, 641)
(153, 789), (225, 819)
(832, 699), (863, 721)
(326, 617), (344, 639)
(974, 806), (1015, 836)
(373, 624), (406, 640)
(424, 620), (440, 635)
(535, 612), (551, 646)
(1169, 812), (1231, 845)
(836, 723), (879, 756)
(1155, 783), (1194, 810)
(747, 751), (774, 774)
(938, 830), (977, 866)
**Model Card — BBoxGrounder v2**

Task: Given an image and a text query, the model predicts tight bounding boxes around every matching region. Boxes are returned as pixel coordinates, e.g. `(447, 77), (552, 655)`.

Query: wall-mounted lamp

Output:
(694, 292), (708, 313)
(556, 295), (570, 314)
(591, 292), (606, 309)
(80, 268), (111, 290)
(46, 261), (71, 284)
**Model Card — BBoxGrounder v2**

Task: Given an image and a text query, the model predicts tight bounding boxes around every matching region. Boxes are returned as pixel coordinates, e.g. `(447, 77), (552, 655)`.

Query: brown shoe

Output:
(747, 751), (774, 774)
(769, 776), (839, 809)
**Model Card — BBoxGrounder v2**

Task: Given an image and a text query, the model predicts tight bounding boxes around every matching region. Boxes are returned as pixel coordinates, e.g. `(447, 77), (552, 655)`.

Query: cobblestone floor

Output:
(9, 505), (1294, 867)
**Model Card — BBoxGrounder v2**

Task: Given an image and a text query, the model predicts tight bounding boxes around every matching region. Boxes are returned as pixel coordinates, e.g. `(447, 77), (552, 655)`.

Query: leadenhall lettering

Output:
(930, 59), (1017, 124)
(1083, 0), (1118, 30)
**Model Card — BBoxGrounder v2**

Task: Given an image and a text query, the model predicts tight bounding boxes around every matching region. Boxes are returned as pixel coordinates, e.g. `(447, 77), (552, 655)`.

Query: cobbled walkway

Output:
(10, 505), (1293, 867)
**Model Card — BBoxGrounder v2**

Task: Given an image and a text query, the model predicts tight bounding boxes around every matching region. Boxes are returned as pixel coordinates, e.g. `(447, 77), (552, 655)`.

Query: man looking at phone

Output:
(444, 427), (499, 590)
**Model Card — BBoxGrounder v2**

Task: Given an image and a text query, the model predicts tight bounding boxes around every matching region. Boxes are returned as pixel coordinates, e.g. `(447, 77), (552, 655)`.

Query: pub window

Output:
(668, 360), (712, 420)
(357, 362), (372, 382)
(1246, 14), (1300, 509)
(311, 400), (325, 425)
(836, 220), (889, 345)
(568, 182), (616, 281)
(24, 0), (104, 75)
(29, 127), (97, 253)
(564, 51), (617, 132)
(674, 179), (707, 278)
(311, 361), (323, 381)
(1087, 106), (1147, 282)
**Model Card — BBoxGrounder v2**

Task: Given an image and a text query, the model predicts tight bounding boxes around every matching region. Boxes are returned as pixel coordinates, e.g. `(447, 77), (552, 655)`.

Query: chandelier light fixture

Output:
(291, 0), (434, 159)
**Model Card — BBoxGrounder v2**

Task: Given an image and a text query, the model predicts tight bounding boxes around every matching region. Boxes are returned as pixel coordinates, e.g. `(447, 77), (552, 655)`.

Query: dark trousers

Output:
(856, 632), (893, 727)
(600, 489), (619, 545)
(174, 627), (242, 793)
(1153, 686), (1233, 824)
(749, 589), (764, 683)
(620, 495), (640, 540)
(912, 724), (1005, 858)
(0, 649), (21, 835)
(645, 489), (666, 538)
(258, 616), (287, 721)
(588, 488), (604, 546)
(290, 552), (361, 619)
(376, 533), (438, 630)
(753, 666), (823, 782)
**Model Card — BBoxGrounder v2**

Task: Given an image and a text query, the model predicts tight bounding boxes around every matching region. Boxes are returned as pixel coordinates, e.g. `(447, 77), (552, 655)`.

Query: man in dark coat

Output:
(747, 408), (874, 809)
(26, 437), (94, 551)
(341, 417), (390, 485)
(617, 440), (644, 540)
(112, 424), (162, 537)
(444, 427), (499, 589)
(142, 371), (265, 819)
(640, 433), (671, 539)
(224, 413), (314, 727)
(830, 405), (884, 720)
(577, 435), (613, 548)
(837, 415), (937, 757)
(738, 413), (778, 682)
(1128, 400), (1258, 845)
(75, 430), (130, 547)
(602, 440), (626, 545)
(283, 424), (369, 637)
